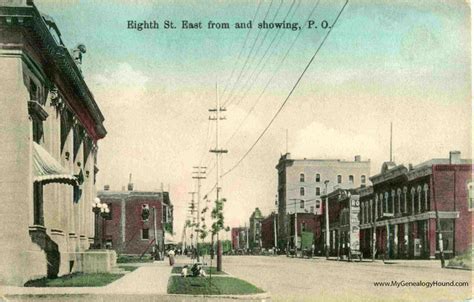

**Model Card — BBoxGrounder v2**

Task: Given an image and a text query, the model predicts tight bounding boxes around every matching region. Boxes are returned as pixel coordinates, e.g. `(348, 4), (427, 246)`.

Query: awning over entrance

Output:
(165, 232), (177, 245)
(33, 142), (77, 186)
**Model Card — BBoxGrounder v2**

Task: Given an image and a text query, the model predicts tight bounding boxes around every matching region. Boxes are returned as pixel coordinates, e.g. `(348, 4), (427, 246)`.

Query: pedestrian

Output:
(168, 249), (175, 266)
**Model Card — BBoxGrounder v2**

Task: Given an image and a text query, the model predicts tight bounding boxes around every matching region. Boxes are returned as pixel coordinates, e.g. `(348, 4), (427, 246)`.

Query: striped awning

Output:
(33, 142), (77, 186)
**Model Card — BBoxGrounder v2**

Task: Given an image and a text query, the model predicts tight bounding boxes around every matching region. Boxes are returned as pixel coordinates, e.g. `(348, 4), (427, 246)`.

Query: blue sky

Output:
(35, 0), (472, 235)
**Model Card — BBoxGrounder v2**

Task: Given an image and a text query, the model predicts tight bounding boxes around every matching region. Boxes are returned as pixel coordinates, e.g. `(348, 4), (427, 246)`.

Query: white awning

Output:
(33, 142), (77, 186)
(165, 232), (177, 245)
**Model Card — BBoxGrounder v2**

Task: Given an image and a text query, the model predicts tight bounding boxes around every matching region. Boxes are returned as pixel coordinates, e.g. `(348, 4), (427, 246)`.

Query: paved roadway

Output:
(223, 255), (473, 302)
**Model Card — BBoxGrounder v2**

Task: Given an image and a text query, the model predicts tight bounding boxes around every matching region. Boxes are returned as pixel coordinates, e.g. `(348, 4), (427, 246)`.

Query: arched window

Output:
(337, 175), (342, 184)
(315, 173), (320, 182)
(403, 187), (408, 213)
(361, 175), (366, 185)
(397, 188), (402, 214)
(417, 186), (422, 213)
(410, 188), (415, 214)
(300, 199), (305, 209)
(300, 187), (305, 196)
(423, 184), (429, 211)
(300, 173), (305, 183)
(349, 175), (354, 183)
(374, 195), (378, 219)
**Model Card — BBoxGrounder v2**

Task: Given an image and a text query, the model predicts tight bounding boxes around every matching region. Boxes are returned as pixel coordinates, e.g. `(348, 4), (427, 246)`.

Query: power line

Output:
(224, 0), (320, 147)
(221, 0), (276, 104)
(222, 0), (349, 178)
(225, 0), (299, 108)
(220, 0), (263, 99)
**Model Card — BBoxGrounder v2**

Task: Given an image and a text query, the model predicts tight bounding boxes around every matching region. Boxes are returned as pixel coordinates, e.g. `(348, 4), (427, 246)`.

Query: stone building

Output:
(0, 0), (108, 285)
(97, 184), (173, 255)
(276, 153), (370, 249)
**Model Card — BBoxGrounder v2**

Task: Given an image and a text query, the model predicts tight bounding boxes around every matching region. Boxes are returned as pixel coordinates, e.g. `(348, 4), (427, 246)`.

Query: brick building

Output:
(0, 1), (108, 285)
(260, 212), (277, 249)
(276, 153), (370, 249)
(97, 184), (173, 255)
(357, 152), (472, 259)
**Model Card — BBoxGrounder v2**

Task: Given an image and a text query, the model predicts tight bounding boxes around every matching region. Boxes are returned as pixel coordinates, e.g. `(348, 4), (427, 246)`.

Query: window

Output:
(315, 200), (321, 209)
(310, 206), (314, 213)
(315, 187), (320, 196)
(337, 175), (342, 184)
(349, 175), (354, 183)
(105, 203), (112, 220)
(142, 228), (150, 240)
(361, 175), (366, 184)
(315, 173), (320, 182)
(300, 173), (305, 182)
(141, 204), (150, 221)
(33, 182), (44, 226)
(300, 200), (305, 209)
(300, 187), (305, 196)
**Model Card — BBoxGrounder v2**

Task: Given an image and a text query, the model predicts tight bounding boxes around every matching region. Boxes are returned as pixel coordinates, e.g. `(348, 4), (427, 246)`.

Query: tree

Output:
(209, 198), (230, 277)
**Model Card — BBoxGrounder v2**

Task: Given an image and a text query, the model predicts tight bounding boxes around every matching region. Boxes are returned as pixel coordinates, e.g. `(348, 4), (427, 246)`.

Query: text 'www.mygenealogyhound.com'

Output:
(373, 280), (470, 288)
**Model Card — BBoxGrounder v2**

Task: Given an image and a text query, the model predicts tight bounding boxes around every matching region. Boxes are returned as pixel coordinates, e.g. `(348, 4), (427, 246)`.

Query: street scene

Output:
(0, 0), (472, 301)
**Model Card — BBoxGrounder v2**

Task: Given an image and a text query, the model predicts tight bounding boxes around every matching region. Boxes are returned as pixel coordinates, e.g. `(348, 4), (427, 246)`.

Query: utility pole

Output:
(324, 180), (330, 259)
(192, 166), (206, 262)
(153, 207), (159, 260)
(432, 175), (445, 268)
(188, 191), (196, 249)
(209, 83), (227, 271)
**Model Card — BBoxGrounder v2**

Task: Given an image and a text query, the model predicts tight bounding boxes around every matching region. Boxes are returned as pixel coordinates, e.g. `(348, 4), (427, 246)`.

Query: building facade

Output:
(248, 207), (263, 251)
(97, 184), (173, 255)
(276, 153), (370, 249)
(231, 226), (249, 251)
(0, 0), (107, 285)
(358, 152), (472, 259)
(261, 212), (277, 249)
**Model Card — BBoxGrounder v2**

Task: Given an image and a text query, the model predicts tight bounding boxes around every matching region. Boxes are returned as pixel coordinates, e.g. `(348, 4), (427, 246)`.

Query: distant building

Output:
(261, 212), (277, 249)
(0, 1), (108, 285)
(97, 184), (173, 255)
(276, 153), (370, 249)
(249, 207), (264, 250)
(231, 226), (249, 251)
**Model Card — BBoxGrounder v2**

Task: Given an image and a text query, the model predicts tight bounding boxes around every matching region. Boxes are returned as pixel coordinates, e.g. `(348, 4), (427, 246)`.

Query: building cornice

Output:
(0, 4), (106, 140)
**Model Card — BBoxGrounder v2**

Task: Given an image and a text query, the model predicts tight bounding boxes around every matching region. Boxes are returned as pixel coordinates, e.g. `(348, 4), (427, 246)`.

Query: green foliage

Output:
(171, 266), (227, 275)
(168, 276), (264, 295)
(448, 248), (472, 270)
(117, 255), (153, 263)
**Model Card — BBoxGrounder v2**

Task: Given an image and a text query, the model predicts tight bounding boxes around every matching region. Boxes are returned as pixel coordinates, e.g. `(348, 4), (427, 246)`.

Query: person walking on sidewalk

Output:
(168, 249), (175, 266)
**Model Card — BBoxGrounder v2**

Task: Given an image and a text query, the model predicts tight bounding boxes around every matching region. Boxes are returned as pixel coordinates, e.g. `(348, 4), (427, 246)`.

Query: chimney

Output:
(127, 173), (134, 191)
(354, 155), (361, 162)
(449, 151), (461, 164)
(104, 185), (110, 191)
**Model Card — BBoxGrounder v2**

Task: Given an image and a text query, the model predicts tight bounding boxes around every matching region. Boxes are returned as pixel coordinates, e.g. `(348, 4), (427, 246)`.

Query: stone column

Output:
(0, 55), (46, 285)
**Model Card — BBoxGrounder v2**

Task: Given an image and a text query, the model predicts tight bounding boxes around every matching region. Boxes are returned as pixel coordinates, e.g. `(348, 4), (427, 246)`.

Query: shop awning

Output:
(165, 232), (177, 245)
(33, 142), (77, 186)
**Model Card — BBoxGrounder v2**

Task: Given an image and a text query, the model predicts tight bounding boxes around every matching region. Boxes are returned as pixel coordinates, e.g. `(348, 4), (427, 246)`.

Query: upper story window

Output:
(468, 182), (473, 211)
(315, 187), (320, 196)
(300, 173), (305, 182)
(300, 200), (305, 208)
(361, 175), (366, 184)
(300, 187), (305, 196)
(315, 200), (321, 209)
(310, 206), (314, 213)
(349, 175), (354, 183)
(142, 228), (149, 240)
(337, 175), (342, 184)
(315, 173), (320, 182)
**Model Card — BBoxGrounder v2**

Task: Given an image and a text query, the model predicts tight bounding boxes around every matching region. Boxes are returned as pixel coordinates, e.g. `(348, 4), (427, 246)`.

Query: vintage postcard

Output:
(0, 0), (472, 301)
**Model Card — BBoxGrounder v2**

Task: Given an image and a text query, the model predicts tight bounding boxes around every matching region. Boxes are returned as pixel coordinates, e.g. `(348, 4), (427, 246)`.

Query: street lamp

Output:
(324, 180), (330, 259)
(92, 197), (102, 249)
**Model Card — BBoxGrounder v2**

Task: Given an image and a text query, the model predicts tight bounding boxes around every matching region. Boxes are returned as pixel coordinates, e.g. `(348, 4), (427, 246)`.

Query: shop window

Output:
(142, 228), (149, 240)
(300, 173), (305, 182)
(436, 219), (454, 252)
(315, 173), (320, 182)
(315, 187), (320, 196)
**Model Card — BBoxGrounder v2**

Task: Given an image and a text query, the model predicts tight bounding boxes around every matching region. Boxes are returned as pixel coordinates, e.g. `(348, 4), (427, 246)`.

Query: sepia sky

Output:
(35, 0), (472, 240)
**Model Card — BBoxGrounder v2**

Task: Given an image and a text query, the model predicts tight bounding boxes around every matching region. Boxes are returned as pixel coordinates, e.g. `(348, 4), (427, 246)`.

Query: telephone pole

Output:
(192, 166), (206, 262)
(188, 192), (197, 249)
(209, 83), (227, 271)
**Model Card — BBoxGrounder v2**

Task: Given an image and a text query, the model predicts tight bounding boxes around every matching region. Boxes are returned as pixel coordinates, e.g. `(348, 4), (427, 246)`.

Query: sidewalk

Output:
(0, 261), (172, 300)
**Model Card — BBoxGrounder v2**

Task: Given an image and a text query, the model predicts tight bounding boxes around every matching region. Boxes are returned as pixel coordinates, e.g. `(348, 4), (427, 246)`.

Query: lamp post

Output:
(324, 180), (330, 259)
(92, 197), (109, 249)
